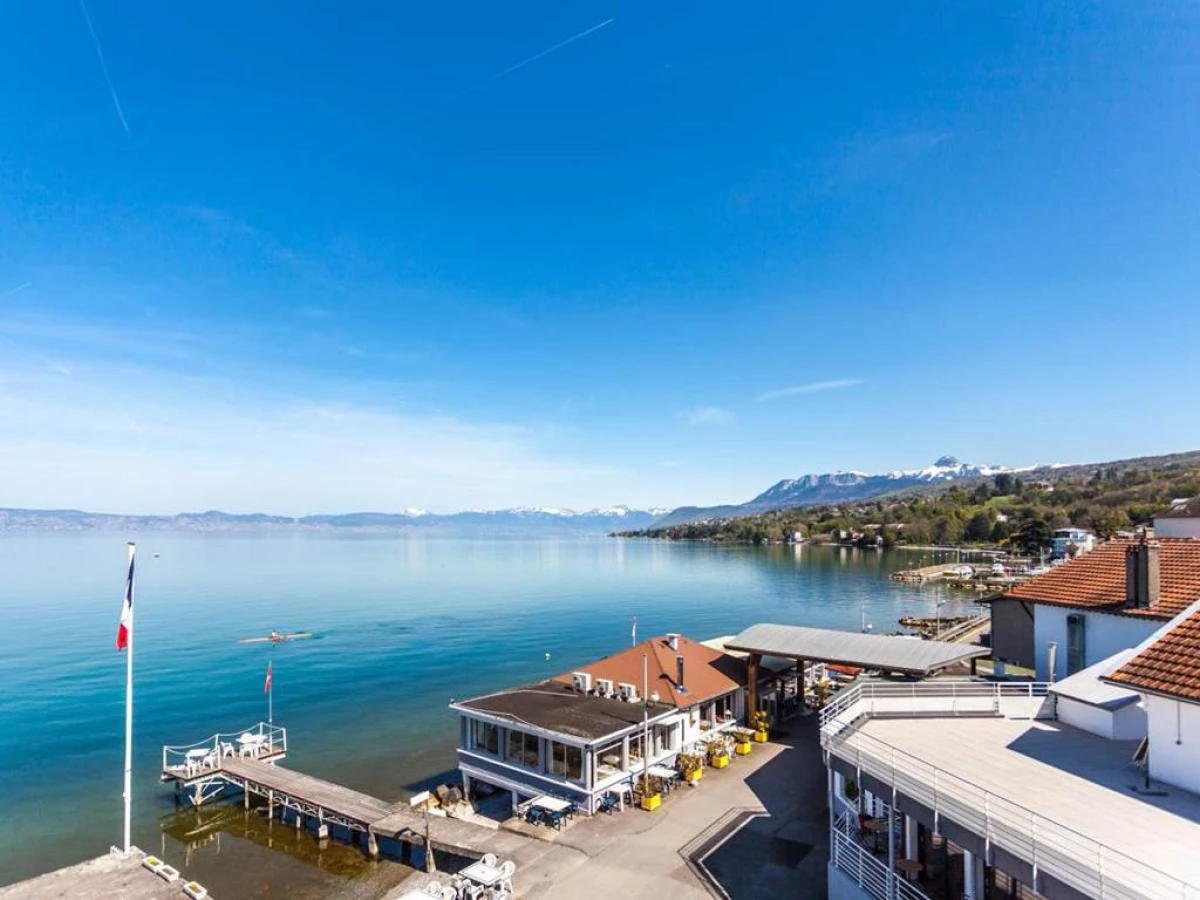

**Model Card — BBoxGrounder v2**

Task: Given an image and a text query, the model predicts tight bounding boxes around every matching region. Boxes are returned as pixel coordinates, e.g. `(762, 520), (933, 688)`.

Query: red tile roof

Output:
(553, 635), (746, 709)
(1108, 607), (1200, 703)
(1003, 538), (1200, 620)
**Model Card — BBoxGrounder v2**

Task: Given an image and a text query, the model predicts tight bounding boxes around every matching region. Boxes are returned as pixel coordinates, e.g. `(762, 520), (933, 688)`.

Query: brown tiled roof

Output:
(553, 635), (746, 708)
(1108, 609), (1200, 702)
(1002, 538), (1200, 620)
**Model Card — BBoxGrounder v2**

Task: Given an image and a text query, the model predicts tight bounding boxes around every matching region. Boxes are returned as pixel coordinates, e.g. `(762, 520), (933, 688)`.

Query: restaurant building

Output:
(450, 634), (747, 815)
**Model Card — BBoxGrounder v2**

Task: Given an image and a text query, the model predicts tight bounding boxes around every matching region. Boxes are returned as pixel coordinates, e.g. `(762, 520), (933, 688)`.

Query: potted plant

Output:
(638, 778), (661, 811)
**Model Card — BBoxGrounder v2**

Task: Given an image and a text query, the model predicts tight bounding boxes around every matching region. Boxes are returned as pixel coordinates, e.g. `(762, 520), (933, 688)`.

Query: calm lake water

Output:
(0, 535), (978, 894)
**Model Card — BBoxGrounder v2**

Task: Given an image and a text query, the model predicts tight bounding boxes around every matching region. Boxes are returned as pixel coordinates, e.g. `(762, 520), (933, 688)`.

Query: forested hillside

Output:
(618, 466), (1200, 551)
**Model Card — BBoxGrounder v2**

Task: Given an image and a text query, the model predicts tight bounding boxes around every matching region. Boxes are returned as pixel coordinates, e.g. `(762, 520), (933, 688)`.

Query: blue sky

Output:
(1, 2), (1198, 515)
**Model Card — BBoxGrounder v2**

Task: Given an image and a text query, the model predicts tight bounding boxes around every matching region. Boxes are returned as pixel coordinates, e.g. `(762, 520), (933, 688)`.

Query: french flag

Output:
(116, 544), (135, 651)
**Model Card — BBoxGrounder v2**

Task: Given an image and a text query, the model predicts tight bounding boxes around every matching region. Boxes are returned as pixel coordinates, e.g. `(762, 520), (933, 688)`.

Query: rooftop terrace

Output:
(822, 679), (1200, 900)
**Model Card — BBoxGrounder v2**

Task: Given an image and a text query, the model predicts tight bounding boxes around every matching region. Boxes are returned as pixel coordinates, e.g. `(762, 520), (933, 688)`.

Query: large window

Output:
(507, 730), (539, 768)
(1066, 614), (1087, 675)
(472, 720), (499, 755)
(550, 742), (583, 782)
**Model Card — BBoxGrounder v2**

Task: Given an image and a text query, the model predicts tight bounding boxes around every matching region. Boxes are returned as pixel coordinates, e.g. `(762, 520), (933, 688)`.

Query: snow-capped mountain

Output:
(651, 456), (1012, 527)
(0, 504), (668, 535)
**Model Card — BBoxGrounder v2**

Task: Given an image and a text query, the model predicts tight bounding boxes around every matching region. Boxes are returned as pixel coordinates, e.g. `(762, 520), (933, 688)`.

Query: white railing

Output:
(822, 682), (1196, 900)
(162, 722), (287, 775)
(820, 679), (1053, 738)
(831, 811), (934, 900)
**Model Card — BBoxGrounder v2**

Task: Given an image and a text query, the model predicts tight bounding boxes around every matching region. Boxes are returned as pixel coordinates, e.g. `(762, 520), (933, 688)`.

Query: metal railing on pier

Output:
(162, 722), (287, 776)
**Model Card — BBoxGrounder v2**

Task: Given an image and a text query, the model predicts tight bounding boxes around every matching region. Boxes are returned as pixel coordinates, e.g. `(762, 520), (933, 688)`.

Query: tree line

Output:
(617, 467), (1200, 553)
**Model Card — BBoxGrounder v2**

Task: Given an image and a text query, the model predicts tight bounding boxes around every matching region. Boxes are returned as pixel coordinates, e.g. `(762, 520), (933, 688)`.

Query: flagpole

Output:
(123, 542), (135, 854)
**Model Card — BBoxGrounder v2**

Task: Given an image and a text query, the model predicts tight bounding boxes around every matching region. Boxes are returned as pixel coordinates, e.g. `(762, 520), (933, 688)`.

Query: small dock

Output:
(890, 562), (980, 583)
(161, 723), (526, 863)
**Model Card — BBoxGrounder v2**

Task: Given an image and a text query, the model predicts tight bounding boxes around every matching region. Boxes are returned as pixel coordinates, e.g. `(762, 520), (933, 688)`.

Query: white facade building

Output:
(1154, 497), (1200, 538)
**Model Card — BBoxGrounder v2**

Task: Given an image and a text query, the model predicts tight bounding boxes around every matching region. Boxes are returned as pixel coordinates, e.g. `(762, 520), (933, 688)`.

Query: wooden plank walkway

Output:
(219, 757), (395, 826)
(192, 757), (527, 860)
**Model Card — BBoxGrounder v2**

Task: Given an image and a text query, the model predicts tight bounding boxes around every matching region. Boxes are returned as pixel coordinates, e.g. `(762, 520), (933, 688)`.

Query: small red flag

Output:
(264, 661), (273, 694)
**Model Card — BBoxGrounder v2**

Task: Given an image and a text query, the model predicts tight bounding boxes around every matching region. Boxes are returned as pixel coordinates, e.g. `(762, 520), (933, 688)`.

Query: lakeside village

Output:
(9, 504), (1200, 900)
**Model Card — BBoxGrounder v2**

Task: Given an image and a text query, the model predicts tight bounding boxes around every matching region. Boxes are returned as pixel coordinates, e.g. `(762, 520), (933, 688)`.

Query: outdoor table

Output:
(896, 858), (923, 881)
(531, 795), (571, 813)
(237, 734), (265, 756)
(862, 818), (887, 852)
(461, 861), (505, 888)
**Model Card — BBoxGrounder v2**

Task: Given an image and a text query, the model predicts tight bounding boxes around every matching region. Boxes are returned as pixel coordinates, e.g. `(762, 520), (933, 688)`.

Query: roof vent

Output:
(571, 671), (592, 693)
(666, 633), (681, 651)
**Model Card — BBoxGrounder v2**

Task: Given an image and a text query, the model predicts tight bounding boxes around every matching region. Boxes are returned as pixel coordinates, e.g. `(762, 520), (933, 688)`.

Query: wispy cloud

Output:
(4, 283), (31, 297)
(78, 0), (130, 134)
(683, 406), (735, 426)
(0, 362), (624, 515)
(756, 379), (864, 402)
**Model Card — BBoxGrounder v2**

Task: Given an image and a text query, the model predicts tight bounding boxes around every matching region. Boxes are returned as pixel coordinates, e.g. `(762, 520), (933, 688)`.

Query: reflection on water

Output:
(158, 803), (414, 898)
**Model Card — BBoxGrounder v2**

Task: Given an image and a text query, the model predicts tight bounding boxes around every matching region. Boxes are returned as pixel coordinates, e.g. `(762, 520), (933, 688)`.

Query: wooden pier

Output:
(161, 724), (527, 863)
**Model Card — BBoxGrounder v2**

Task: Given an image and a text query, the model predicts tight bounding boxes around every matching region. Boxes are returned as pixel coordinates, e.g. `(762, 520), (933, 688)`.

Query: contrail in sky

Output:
(328, 17), (615, 159)
(4, 283), (32, 297)
(440, 17), (616, 104)
(79, 0), (131, 134)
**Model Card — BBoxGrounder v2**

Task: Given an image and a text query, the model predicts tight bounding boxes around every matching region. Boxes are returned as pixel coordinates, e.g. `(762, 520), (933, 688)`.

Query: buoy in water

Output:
(544, 652), (551, 661)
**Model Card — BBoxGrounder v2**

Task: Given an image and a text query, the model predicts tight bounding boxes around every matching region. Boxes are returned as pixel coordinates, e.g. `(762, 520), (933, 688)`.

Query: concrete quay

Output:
(0, 848), (203, 900)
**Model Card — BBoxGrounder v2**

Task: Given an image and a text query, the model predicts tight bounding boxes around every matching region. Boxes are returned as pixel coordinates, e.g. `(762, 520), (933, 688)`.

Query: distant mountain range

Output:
(7, 451), (1197, 536)
(648, 456), (1029, 527)
(648, 450), (1200, 528)
(0, 505), (668, 536)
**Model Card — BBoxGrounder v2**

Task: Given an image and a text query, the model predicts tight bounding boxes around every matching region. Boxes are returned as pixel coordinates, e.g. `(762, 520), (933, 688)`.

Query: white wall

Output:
(1056, 696), (1147, 740)
(1034, 607), (1158, 681)
(1147, 694), (1200, 794)
(1154, 518), (1200, 538)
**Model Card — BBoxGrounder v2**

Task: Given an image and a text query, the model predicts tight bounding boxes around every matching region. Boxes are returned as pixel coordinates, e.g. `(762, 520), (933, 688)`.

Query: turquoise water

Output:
(0, 535), (974, 894)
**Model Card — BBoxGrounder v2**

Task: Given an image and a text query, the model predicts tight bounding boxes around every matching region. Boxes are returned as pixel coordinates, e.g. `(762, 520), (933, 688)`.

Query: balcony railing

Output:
(831, 810), (934, 900)
(821, 681), (1196, 900)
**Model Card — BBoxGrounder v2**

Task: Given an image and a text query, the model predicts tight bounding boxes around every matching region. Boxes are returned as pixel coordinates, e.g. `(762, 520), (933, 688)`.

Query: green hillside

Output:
(618, 466), (1200, 551)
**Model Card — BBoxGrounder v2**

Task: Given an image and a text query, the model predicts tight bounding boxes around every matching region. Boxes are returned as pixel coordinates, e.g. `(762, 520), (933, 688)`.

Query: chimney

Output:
(1126, 542), (1139, 606)
(1145, 540), (1161, 608)
(1126, 538), (1162, 608)
(676, 654), (685, 691)
(666, 633), (680, 651)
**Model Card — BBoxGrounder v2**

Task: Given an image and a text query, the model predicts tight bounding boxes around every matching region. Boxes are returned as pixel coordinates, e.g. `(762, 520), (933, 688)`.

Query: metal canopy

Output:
(725, 623), (989, 676)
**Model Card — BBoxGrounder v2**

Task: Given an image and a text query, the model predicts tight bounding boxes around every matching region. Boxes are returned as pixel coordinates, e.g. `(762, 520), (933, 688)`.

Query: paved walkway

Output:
(390, 718), (830, 900)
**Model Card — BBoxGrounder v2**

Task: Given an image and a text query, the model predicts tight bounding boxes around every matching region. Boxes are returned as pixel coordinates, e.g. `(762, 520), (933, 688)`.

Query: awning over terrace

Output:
(726, 623), (989, 677)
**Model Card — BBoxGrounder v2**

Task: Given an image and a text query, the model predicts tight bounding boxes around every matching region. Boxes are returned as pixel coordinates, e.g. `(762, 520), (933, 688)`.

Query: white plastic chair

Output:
(481, 853), (498, 868)
(498, 860), (515, 878)
(439, 887), (456, 900)
(423, 882), (443, 897)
